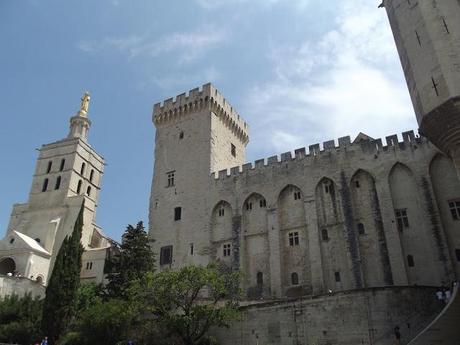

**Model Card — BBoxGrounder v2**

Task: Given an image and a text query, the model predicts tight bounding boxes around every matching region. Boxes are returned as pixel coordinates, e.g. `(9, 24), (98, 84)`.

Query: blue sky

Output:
(0, 0), (417, 241)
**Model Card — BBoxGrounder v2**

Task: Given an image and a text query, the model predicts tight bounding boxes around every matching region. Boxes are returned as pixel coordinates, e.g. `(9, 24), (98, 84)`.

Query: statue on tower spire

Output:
(68, 91), (92, 140)
(79, 91), (91, 115)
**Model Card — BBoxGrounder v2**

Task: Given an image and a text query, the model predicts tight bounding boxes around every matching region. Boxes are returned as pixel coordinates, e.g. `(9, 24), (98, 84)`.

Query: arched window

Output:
(291, 272), (299, 285)
(86, 186), (92, 197)
(77, 180), (82, 194)
(46, 161), (52, 174)
(357, 223), (365, 235)
(80, 162), (86, 175)
(407, 255), (415, 267)
(42, 178), (49, 192)
(89, 169), (94, 183)
(321, 229), (329, 241)
(55, 176), (61, 190)
(0, 258), (16, 275)
(59, 159), (65, 171)
(257, 272), (263, 286)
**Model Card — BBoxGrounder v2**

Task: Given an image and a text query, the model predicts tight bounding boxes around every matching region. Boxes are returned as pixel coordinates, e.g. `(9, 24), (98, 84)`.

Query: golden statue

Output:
(80, 91), (91, 114)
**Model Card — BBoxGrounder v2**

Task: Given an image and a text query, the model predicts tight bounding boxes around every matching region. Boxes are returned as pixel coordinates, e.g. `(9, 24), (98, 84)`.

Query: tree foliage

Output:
(41, 202), (85, 345)
(105, 221), (155, 298)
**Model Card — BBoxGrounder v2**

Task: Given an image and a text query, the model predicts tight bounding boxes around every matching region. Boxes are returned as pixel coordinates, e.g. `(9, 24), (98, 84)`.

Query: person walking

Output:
(41, 336), (48, 345)
(394, 326), (401, 345)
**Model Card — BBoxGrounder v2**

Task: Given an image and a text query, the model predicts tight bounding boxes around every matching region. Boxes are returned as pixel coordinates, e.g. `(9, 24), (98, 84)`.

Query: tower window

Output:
(190, 243), (194, 256)
(257, 272), (263, 286)
(42, 178), (49, 192)
(46, 161), (52, 174)
(223, 243), (231, 257)
(55, 176), (61, 190)
(324, 183), (330, 194)
(260, 199), (267, 208)
(355, 180), (360, 188)
(455, 249), (460, 262)
(174, 207), (182, 221)
(321, 229), (329, 241)
(245, 202), (253, 211)
(59, 159), (65, 172)
(90, 169), (94, 183)
(218, 208), (225, 217)
(448, 200), (460, 220)
(294, 191), (301, 200)
(77, 180), (82, 194)
(357, 223), (365, 235)
(231, 143), (236, 157)
(86, 186), (92, 196)
(179, 131), (184, 139)
(80, 162), (86, 176)
(288, 232), (299, 246)
(395, 209), (409, 231)
(407, 255), (415, 267)
(335, 272), (341, 282)
(167, 171), (175, 187)
(86, 262), (93, 270)
(160, 246), (173, 265)
(291, 272), (299, 285)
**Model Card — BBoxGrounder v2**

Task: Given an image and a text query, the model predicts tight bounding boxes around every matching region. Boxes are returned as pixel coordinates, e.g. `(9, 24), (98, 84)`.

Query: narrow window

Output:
(80, 162), (86, 175)
(289, 232), (299, 246)
(218, 208), (225, 217)
(448, 200), (460, 220)
(335, 272), (341, 282)
(223, 243), (231, 257)
(46, 161), (52, 174)
(86, 186), (92, 196)
(77, 180), (82, 194)
(86, 262), (93, 270)
(357, 223), (365, 235)
(355, 180), (360, 188)
(294, 191), (301, 200)
(257, 272), (263, 285)
(245, 202), (253, 211)
(9, 238), (14, 244)
(167, 171), (175, 187)
(395, 209), (409, 231)
(42, 178), (49, 192)
(89, 169), (94, 183)
(321, 229), (329, 241)
(174, 207), (182, 221)
(407, 255), (415, 267)
(160, 245), (173, 265)
(231, 143), (236, 157)
(291, 272), (299, 285)
(324, 184), (330, 194)
(190, 243), (194, 256)
(55, 176), (61, 190)
(179, 131), (184, 139)
(455, 249), (460, 262)
(260, 199), (267, 208)
(59, 159), (65, 172)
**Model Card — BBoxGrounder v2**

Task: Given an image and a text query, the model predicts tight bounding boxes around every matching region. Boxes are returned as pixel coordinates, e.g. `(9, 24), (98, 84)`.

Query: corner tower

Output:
(149, 83), (249, 268)
(383, 0), (460, 172)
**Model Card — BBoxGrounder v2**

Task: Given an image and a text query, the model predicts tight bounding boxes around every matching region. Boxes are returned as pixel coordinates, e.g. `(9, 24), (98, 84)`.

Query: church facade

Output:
(0, 93), (111, 297)
(149, 83), (460, 299)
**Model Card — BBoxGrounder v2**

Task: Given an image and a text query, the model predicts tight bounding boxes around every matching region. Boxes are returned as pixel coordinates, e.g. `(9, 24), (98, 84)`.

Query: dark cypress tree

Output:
(41, 202), (85, 345)
(106, 221), (155, 298)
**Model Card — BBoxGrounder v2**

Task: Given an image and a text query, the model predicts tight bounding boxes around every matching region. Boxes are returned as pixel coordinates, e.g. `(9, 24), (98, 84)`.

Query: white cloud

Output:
(243, 0), (416, 157)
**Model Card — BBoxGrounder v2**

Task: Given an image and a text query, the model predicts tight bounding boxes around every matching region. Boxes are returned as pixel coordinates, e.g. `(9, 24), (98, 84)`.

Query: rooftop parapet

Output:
(211, 130), (430, 180)
(153, 83), (249, 144)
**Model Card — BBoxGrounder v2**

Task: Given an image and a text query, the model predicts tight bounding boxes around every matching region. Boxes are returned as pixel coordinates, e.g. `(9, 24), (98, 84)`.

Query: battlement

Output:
(153, 83), (249, 144)
(211, 130), (430, 180)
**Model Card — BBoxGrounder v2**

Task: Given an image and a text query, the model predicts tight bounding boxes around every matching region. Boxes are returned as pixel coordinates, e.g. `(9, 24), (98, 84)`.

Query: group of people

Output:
(33, 336), (47, 345)
(435, 284), (452, 305)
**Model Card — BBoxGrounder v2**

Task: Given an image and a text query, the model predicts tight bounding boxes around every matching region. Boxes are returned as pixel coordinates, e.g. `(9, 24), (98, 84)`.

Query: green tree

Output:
(0, 294), (43, 344)
(130, 265), (241, 345)
(41, 202), (85, 345)
(106, 221), (155, 298)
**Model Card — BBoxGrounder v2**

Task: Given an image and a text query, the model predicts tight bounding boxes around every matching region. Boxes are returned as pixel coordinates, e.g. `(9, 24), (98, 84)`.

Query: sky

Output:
(0, 0), (417, 241)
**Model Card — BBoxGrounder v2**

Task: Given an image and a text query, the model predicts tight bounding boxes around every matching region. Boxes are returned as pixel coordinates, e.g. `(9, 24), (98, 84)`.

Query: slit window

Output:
(179, 131), (184, 139)
(90, 169), (94, 183)
(407, 255), (415, 267)
(59, 159), (65, 171)
(80, 162), (86, 175)
(257, 272), (263, 285)
(86, 186), (92, 196)
(218, 207), (225, 217)
(223, 243), (231, 257)
(321, 229), (329, 241)
(289, 232), (299, 246)
(355, 180), (360, 188)
(160, 246), (173, 265)
(335, 272), (341, 282)
(86, 262), (93, 270)
(231, 143), (236, 157)
(260, 199), (267, 208)
(395, 209), (409, 231)
(324, 183), (330, 194)
(245, 202), (253, 211)
(77, 180), (82, 194)
(190, 243), (194, 256)
(46, 161), (52, 174)
(167, 171), (175, 187)
(448, 200), (460, 220)
(294, 191), (301, 200)
(358, 223), (365, 235)
(42, 178), (49, 192)
(55, 176), (61, 190)
(291, 272), (299, 285)
(174, 207), (182, 221)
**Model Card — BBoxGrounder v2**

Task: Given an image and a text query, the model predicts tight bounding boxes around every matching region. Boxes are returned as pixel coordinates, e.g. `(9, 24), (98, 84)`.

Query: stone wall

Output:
(0, 276), (45, 299)
(213, 286), (442, 345)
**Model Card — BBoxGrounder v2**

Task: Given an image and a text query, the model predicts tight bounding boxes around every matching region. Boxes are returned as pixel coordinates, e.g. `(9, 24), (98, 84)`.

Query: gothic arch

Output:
(0, 257), (16, 275)
(211, 200), (233, 243)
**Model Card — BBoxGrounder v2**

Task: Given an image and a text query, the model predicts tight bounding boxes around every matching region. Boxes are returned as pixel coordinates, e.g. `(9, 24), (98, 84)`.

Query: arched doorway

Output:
(0, 258), (16, 275)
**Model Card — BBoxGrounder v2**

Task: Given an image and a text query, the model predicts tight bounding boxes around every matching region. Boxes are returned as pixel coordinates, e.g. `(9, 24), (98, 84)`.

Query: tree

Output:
(41, 202), (85, 345)
(105, 221), (155, 298)
(130, 265), (241, 345)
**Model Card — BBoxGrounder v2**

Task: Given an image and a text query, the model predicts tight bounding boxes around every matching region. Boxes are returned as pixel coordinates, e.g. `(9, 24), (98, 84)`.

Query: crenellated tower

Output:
(149, 83), (249, 269)
(383, 0), (460, 173)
